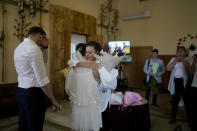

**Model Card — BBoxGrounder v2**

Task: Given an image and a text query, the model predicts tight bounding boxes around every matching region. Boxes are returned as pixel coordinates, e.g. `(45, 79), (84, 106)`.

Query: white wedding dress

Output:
(66, 51), (102, 131)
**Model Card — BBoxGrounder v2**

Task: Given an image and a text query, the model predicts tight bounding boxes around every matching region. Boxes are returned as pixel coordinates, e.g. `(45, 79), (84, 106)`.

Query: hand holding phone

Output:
(193, 54), (197, 64)
(194, 54), (197, 59)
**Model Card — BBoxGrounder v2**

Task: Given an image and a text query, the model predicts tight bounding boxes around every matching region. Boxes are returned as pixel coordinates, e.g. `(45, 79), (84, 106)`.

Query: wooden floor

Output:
(0, 117), (71, 131)
(0, 89), (191, 131)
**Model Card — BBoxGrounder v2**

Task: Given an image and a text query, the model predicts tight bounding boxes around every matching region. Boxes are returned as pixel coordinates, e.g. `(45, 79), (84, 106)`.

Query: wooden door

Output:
(123, 46), (153, 89)
(50, 5), (97, 99)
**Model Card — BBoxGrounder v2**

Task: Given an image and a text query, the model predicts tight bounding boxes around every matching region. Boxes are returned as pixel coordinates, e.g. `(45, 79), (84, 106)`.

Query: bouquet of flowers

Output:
(94, 44), (125, 71)
(150, 63), (159, 74)
(60, 67), (71, 77)
(60, 67), (73, 96)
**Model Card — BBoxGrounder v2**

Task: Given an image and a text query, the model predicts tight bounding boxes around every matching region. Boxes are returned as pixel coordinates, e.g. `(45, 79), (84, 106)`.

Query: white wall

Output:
(116, 0), (197, 55)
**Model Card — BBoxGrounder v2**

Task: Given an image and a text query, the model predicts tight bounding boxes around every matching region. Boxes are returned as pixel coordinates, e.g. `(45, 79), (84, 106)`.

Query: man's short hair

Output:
(28, 26), (46, 36)
(152, 48), (159, 54)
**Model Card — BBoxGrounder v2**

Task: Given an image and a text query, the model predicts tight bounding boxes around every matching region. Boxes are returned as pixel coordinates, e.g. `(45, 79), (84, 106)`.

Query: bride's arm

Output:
(67, 58), (80, 67)
(67, 58), (100, 69)
(76, 61), (101, 70)
(68, 58), (101, 82)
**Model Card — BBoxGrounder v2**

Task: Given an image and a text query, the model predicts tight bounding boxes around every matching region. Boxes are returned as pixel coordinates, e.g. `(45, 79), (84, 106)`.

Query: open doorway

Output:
(70, 34), (86, 59)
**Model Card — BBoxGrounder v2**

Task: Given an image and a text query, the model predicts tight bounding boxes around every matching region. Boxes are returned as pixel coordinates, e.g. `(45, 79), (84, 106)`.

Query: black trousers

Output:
(182, 76), (193, 124)
(16, 87), (46, 131)
(100, 105), (110, 131)
(171, 78), (184, 119)
(187, 87), (197, 131)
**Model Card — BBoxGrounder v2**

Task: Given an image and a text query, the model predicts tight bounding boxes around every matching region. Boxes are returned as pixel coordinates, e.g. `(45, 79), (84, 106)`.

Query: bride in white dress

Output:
(67, 42), (103, 131)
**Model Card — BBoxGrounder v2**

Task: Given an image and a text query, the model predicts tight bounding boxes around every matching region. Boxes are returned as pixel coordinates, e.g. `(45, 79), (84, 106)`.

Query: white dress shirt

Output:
(174, 62), (184, 78)
(14, 38), (49, 88)
(98, 67), (118, 112)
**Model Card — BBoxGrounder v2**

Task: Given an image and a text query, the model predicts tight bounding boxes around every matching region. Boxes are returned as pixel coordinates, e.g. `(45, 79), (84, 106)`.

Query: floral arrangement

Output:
(103, 43), (125, 57)
(94, 44), (125, 71)
(60, 67), (70, 77)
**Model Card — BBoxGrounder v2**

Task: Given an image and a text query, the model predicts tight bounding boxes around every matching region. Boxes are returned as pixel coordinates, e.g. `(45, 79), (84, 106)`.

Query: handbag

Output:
(143, 59), (150, 86)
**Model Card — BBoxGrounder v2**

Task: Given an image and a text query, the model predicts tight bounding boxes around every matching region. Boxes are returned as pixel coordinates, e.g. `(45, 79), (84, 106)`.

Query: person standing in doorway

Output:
(14, 26), (60, 131)
(144, 49), (165, 108)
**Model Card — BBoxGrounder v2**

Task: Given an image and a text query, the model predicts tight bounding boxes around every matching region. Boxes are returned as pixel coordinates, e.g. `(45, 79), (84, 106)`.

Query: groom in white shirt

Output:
(14, 26), (60, 131)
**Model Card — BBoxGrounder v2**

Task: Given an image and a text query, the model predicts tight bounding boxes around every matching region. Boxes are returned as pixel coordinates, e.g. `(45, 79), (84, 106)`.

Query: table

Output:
(107, 99), (151, 131)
